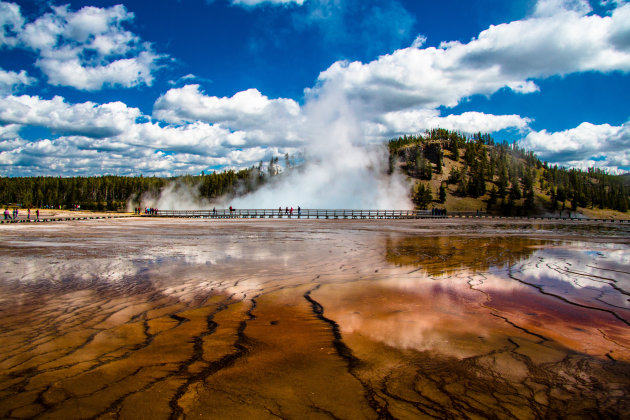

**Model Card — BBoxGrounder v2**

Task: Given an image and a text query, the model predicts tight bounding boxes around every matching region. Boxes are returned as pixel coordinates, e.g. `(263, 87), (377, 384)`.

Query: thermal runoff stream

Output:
(0, 218), (629, 419)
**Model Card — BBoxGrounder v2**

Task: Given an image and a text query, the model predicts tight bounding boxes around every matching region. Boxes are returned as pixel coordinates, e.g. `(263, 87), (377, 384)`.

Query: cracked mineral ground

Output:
(0, 218), (629, 419)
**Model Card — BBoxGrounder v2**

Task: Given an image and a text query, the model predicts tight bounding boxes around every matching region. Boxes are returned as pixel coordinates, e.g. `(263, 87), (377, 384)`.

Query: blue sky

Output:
(0, 0), (629, 176)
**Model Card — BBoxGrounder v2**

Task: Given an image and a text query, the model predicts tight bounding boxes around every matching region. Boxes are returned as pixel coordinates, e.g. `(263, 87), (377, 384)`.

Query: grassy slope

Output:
(400, 145), (630, 219)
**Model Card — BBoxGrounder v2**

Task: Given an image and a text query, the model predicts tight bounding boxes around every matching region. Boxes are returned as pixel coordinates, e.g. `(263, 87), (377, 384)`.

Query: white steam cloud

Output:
(131, 181), (211, 211)
(231, 83), (412, 209)
(139, 83), (413, 210)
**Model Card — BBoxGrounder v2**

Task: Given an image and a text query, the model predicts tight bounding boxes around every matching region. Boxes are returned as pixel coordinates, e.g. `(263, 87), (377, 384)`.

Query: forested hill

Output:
(389, 128), (629, 216)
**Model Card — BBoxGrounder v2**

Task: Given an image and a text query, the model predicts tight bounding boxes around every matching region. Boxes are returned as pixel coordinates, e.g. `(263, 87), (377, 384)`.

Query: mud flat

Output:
(0, 218), (629, 419)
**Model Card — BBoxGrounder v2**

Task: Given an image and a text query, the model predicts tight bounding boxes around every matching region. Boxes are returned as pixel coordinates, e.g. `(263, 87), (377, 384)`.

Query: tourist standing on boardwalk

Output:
(4, 209), (10, 220)
(27, 208), (30, 220)
(36, 209), (39, 220)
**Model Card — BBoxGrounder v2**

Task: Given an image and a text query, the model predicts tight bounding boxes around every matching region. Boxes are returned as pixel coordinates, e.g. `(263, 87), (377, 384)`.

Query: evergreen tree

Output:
(557, 185), (567, 208)
(415, 150), (432, 180)
(619, 189), (629, 212)
(509, 179), (522, 201)
(524, 188), (535, 214)
(413, 183), (433, 209)
(570, 195), (578, 211)
(468, 168), (486, 198)
(488, 185), (498, 207)
(447, 167), (460, 185)
(439, 183), (447, 204)
(497, 168), (508, 198)
(457, 176), (468, 196)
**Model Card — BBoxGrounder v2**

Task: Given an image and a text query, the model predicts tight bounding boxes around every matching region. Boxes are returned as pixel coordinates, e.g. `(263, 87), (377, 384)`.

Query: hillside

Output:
(389, 129), (630, 217)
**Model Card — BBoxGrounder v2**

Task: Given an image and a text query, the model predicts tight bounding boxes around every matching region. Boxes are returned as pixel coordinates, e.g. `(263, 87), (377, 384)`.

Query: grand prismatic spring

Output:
(0, 218), (629, 419)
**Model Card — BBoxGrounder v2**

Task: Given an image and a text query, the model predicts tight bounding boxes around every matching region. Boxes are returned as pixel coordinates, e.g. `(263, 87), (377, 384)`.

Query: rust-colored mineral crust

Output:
(0, 218), (628, 419)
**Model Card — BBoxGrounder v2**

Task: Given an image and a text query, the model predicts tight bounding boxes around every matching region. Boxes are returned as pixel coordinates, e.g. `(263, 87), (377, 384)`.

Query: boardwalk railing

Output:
(147, 210), (630, 222)
(152, 209), (444, 219)
(0, 215), (130, 224)
(1, 210), (628, 224)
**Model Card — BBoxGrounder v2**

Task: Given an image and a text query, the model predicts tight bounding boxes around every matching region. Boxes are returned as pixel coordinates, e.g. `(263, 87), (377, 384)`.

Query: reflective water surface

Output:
(0, 218), (629, 419)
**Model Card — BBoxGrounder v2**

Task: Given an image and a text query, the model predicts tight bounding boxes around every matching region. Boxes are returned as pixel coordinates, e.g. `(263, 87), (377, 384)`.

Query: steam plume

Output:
(138, 82), (413, 210)
(231, 83), (412, 209)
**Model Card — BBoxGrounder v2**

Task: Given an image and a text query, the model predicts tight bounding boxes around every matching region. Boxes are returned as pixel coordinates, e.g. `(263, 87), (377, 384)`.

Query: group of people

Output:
(213, 206), (302, 216)
(132, 207), (159, 215)
(279, 206), (301, 216)
(431, 208), (447, 216)
(3, 208), (39, 220)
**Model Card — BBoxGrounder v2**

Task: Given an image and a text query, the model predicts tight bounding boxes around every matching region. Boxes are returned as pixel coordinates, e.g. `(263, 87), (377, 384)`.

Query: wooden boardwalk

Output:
(150, 209), (630, 222)
(0, 215), (131, 224)
(154, 209), (442, 219)
(0, 210), (627, 223)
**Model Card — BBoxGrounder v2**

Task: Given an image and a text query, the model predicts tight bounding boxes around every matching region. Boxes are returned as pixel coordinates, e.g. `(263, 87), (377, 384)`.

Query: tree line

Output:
(0, 152), (296, 211)
(0, 169), (257, 210)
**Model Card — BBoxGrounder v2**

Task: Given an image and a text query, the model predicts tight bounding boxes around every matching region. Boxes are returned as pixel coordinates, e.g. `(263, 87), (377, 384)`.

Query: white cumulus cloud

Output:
(519, 121), (630, 172)
(315, 3), (630, 113)
(0, 68), (35, 94)
(153, 84), (304, 146)
(0, 92), (298, 176)
(154, 85), (300, 126)
(0, 95), (141, 137)
(1, 2), (164, 90)
(0, 1), (22, 47)
(373, 110), (531, 139)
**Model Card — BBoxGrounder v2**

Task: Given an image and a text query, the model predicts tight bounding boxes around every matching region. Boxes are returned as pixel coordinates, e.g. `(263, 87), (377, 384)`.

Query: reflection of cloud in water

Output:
(0, 240), (279, 307)
(3, 256), (139, 284)
(318, 241), (630, 361)
(323, 271), (530, 359)
(0, 221), (349, 314)
(1, 235), (279, 281)
(514, 244), (630, 310)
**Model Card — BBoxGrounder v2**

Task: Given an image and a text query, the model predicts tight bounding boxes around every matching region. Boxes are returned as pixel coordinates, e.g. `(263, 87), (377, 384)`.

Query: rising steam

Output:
(136, 82), (413, 210)
(135, 181), (212, 211)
